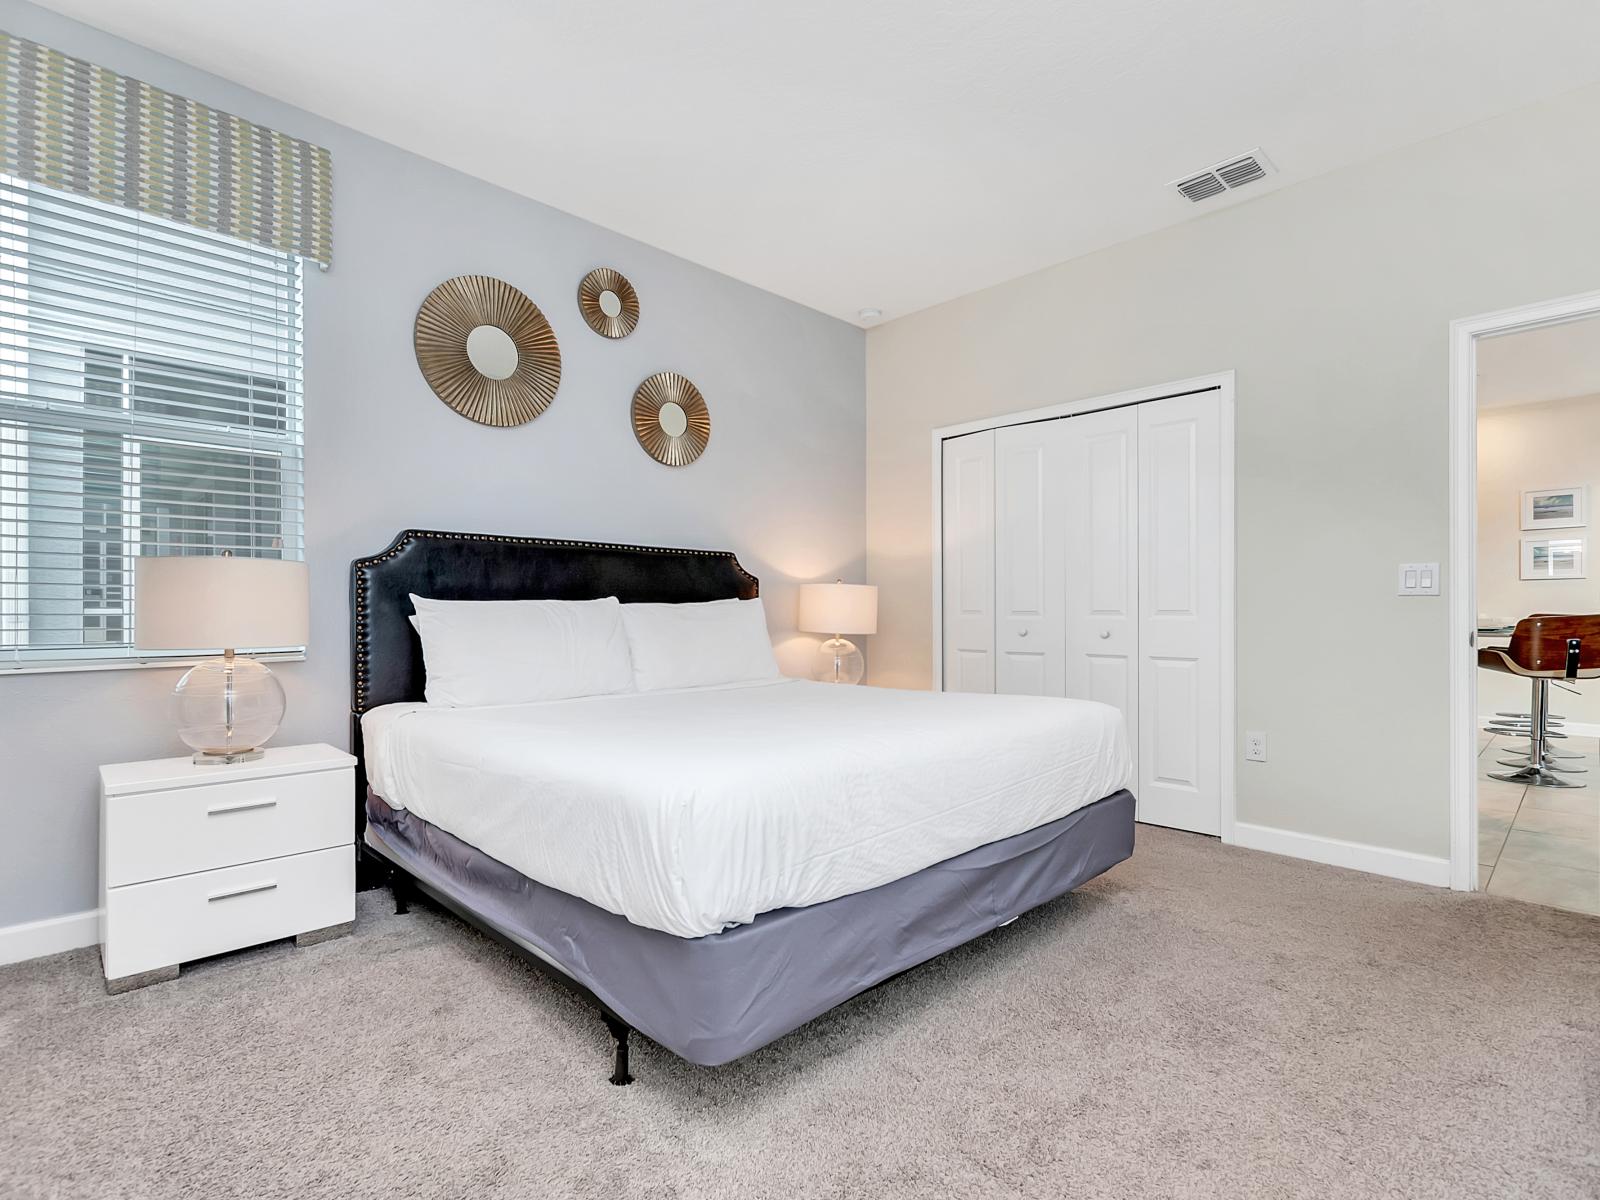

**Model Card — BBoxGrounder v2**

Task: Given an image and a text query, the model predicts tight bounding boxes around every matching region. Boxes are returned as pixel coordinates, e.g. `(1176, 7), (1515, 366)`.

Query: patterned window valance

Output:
(0, 31), (332, 265)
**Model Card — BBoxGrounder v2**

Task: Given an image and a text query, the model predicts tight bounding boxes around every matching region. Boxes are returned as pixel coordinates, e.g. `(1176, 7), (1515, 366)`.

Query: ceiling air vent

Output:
(1170, 148), (1276, 203)
(1173, 171), (1226, 203)
(1215, 155), (1267, 188)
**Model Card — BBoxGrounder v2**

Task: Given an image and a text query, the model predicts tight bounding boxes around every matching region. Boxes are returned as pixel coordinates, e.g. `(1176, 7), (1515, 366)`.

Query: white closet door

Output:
(1136, 391), (1222, 834)
(994, 421), (1067, 696)
(1062, 405), (1139, 767)
(940, 431), (996, 693)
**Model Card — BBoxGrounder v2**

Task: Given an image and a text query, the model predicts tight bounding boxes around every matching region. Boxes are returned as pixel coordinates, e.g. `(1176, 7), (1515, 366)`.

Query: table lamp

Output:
(135, 553), (309, 764)
(798, 580), (878, 685)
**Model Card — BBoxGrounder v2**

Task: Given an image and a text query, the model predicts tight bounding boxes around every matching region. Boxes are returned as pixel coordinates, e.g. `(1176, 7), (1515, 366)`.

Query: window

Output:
(0, 176), (304, 668)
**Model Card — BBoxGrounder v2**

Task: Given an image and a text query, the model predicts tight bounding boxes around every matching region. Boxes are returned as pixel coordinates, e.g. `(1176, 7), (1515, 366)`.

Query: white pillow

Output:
(620, 597), (781, 692)
(409, 595), (634, 707)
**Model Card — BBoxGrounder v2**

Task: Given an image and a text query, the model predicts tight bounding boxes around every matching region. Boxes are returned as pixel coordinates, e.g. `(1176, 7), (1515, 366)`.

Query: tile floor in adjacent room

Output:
(1478, 731), (1600, 916)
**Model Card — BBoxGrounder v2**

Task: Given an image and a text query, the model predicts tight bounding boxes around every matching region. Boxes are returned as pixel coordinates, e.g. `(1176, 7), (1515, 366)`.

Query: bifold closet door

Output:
(994, 421), (1066, 696)
(940, 430), (996, 693)
(1061, 405), (1139, 769)
(1136, 391), (1222, 835)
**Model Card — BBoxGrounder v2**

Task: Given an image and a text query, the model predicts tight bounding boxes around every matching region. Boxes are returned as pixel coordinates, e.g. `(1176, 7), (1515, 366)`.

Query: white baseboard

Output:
(1479, 715), (1600, 739)
(1232, 822), (1451, 887)
(0, 908), (101, 966)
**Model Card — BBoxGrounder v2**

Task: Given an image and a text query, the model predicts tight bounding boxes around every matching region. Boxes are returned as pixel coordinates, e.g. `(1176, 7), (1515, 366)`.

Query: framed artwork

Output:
(1520, 486), (1586, 530)
(1520, 536), (1586, 580)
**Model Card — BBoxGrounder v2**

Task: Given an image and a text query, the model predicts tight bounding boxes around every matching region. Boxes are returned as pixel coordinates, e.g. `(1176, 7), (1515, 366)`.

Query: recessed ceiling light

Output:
(858, 308), (883, 323)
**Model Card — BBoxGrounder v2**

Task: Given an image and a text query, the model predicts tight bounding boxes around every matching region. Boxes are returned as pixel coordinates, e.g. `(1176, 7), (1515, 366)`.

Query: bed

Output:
(351, 529), (1136, 1082)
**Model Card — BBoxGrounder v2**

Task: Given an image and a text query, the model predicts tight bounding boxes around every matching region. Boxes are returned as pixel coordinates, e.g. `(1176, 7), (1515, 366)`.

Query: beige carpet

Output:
(3, 826), (1597, 1200)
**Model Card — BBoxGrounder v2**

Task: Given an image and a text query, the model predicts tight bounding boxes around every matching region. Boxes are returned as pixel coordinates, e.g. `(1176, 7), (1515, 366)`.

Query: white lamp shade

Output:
(135, 556), (309, 651)
(798, 581), (878, 636)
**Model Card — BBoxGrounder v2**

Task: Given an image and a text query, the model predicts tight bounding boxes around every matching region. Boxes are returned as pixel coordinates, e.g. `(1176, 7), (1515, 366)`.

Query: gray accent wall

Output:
(0, 1), (865, 929)
(866, 80), (1600, 861)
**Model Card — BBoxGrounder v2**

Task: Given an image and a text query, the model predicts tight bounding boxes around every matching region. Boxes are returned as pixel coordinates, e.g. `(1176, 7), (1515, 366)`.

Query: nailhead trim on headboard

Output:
(349, 529), (759, 714)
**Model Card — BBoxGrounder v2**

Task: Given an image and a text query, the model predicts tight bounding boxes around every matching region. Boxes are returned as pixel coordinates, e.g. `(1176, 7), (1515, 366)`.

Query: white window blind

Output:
(0, 174), (304, 668)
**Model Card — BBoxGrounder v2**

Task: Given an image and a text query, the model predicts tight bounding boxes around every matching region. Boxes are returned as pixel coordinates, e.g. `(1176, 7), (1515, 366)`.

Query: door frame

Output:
(928, 370), (1237, 842)
(1448, 288), (1600, 891)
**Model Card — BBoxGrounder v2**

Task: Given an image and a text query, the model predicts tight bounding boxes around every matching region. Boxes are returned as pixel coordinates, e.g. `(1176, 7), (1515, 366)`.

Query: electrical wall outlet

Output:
(1244, 731), (1267, 762)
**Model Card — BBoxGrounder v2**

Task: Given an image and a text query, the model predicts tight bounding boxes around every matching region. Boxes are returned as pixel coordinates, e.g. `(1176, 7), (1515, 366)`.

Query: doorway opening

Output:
(1451, 290), (1600, 915)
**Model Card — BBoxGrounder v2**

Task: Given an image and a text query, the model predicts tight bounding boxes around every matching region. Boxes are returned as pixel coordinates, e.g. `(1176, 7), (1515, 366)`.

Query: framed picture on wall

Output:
(1520, 536), (1586, 580)
(1521, 486), (1586, 530)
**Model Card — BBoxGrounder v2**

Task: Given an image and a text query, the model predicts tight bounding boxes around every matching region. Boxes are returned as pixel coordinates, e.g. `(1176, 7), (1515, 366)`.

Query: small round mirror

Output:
(578, 268), (640, 339)
(465, 324), (519, 381)
(657, 401), (689, 438)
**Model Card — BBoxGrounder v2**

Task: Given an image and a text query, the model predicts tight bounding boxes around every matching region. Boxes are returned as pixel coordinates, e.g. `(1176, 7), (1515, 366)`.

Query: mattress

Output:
(362, 678), (1131, 937)
(366, 787), (1137, 1066)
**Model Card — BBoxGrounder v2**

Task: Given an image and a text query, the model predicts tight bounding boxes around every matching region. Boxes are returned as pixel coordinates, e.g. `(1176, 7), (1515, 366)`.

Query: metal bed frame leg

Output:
(603, 1016), (634, 1086)
(391, 867), (410, 915)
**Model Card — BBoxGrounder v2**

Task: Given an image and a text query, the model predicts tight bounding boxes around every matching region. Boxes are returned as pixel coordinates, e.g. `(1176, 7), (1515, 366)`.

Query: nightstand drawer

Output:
(102, 845), (354, 981)
(104, 767), (351, 887)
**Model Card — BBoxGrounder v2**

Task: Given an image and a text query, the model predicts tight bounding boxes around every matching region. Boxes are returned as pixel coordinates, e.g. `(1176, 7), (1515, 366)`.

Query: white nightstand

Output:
(99, 743), (357, 993)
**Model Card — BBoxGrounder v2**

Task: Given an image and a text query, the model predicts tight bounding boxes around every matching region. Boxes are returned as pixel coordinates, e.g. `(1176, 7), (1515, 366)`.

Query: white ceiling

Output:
(1478, 315), (1600, 409)
(35, 0), (1600, 325)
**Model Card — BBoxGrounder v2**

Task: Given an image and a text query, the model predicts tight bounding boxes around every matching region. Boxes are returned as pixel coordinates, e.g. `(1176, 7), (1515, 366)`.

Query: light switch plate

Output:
(1397, 562), (1440, 596)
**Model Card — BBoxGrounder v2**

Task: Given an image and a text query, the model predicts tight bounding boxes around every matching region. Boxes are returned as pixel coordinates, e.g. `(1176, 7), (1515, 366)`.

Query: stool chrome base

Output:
(1486, 677), (1588, 789)
(1484, 730), (1583, 758)
(1514, 744), (1583, 759)
(1496, 757), (1584, 773)
(1488, 765), (1585, 788)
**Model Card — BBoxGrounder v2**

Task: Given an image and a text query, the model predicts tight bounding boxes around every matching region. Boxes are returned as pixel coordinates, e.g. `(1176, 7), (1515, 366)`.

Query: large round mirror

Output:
(598, 290), (623, 318)
(465, 324), (519, 380)
(414, 275), (562, 427)
(657, 401), (688, 438)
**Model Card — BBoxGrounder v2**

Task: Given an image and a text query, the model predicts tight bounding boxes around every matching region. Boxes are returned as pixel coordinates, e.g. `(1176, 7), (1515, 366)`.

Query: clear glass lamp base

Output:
(173, 654), (286, 764)
(812, 637), (865, 685)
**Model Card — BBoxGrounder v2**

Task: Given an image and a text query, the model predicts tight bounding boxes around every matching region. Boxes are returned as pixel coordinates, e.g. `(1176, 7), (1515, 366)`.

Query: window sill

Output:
(0, 650), (307, 677)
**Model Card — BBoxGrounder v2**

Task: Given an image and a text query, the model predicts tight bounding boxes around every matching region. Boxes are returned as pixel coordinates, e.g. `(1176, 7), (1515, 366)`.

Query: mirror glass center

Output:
(657, 401), (689, 438)
(598, 289), (624, 318)
(466, 324), (519, 380)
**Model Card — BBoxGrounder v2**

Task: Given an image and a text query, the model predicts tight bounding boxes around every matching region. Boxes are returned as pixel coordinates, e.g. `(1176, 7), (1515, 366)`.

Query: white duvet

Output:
(363, 678), (1130, 938)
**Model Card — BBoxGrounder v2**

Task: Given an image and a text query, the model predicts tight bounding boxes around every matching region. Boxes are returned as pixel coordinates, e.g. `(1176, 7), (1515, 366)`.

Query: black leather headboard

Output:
(350, 528), (759, 715)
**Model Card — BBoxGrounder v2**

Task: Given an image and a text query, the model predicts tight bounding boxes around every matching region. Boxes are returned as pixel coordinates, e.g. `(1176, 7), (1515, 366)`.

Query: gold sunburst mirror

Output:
(577, 267), (640, 339)
(632, 372), (710, 467)
(414, 275), (561, 426)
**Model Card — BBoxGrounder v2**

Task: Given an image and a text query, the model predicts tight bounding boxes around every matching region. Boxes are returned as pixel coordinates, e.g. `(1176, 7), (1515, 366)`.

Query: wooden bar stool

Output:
(1483, 612), (1583, 759)
(1478, 614), (1600, 788)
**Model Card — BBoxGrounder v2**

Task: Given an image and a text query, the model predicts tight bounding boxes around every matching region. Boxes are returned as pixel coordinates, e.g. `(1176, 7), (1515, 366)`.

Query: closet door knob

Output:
(1099, 631), (1111, 639)
(1017, 628), (1029, 638)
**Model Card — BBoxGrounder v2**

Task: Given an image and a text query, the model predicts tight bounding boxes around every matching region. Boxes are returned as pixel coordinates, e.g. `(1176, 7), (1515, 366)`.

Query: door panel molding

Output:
(995, 422), (1067, 697)
(940, 431), (996, 694)
(1064, 404), (1139, 774)
(1138, 393), (1222, 835)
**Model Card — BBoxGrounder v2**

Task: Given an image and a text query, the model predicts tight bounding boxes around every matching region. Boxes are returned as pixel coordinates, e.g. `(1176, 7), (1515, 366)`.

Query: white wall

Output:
(866, 81), (1600, 861)
(1478, 392), (1600, 728)
(0, 1), (865, 931)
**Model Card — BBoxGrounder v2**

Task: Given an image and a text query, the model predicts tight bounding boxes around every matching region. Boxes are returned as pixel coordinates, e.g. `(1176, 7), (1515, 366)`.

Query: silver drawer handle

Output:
(207, 880), (278, 902)
(1017, 628), (1029, 638)
(207, 798), (277, 816)
(1100, 631), (1111, 639)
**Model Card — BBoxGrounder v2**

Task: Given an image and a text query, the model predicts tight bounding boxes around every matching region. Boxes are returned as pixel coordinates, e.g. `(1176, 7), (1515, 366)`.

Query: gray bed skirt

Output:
(365, 788), (1136, 1066)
